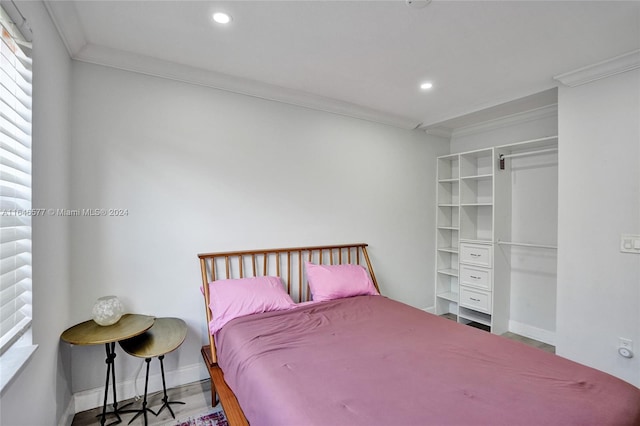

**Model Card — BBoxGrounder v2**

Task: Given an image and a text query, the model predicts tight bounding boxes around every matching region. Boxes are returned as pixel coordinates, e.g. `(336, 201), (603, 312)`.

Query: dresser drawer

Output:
(460, 287), (492, 313)
(460, 265), (492, 291)
(460, 243), (492, 267)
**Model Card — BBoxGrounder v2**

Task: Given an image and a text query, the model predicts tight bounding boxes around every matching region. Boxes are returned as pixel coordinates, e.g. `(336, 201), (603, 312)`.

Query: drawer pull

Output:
(470, 253), (481, 257)
(470, 297), (481, 302)
(470, 275), (481, 280)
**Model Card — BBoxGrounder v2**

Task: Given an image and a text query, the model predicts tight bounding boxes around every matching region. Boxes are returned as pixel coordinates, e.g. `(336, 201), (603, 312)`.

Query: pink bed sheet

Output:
(216, 295), (640, 426)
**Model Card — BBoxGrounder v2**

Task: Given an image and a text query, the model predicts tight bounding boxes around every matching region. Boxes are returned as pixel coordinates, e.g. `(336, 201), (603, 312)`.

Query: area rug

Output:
(170, 407), (228, 426)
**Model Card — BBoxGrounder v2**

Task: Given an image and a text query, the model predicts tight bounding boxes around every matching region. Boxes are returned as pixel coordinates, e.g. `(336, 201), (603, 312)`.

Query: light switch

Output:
(621, 234), (640, 254)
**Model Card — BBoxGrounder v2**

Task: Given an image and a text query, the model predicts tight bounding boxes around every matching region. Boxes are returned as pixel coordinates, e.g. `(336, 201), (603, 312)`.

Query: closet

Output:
(434, 136), (558, 341)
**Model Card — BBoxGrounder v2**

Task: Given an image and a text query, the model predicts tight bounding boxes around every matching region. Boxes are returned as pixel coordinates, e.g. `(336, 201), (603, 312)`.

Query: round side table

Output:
(119, 317), (188, 425)
(61, 314), (155, 426)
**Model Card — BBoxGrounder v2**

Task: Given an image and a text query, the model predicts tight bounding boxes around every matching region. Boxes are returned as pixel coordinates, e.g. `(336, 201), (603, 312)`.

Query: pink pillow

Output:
(207, 276), (294, 334)
(305, 262), (379, 302)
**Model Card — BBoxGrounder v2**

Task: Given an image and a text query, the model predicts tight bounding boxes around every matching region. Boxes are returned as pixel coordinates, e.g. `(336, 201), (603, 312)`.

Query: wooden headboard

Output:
(198, 243), (379, 363)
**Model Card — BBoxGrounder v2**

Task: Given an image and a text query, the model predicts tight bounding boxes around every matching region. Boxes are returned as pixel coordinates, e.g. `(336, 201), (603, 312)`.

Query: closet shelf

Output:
(458, 308), (492, 327)
(437, 291), (459, 303)
(437, 268), (458, 277)
(459, 238), (492, 244)
(461, 203), (492, 207)
(461, 173), (492, 181)
(438, 246), (459, 254)
(496, 135), (558, 151)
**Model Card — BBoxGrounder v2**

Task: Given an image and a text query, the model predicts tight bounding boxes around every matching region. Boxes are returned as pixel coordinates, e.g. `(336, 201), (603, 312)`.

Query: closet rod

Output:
(497, 240), (557, 250)
(499, 148), (558, 159)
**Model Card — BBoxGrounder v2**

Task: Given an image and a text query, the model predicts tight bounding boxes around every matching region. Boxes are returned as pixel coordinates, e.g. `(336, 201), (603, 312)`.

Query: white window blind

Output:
(0, 12), (32, 356)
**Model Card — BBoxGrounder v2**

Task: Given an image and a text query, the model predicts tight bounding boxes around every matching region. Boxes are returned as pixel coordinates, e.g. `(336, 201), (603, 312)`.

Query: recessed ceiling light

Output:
(420, 82), (433, 90)
(213, 12), (232, 24)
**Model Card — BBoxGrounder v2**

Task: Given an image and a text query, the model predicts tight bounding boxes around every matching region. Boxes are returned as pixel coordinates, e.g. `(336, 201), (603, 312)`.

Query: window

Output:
(0, 2), (34, 390)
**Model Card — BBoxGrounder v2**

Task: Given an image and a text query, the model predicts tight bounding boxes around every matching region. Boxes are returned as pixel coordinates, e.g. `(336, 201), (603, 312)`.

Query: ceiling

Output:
(44, 1), (640, 132)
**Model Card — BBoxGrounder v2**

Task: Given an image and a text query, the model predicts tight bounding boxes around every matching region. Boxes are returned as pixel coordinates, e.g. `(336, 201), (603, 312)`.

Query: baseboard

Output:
(422, 306), (436, 314)
(58, 398), (76, 426)
(73, 362), (207, 413)
(508, 320), (555, 346)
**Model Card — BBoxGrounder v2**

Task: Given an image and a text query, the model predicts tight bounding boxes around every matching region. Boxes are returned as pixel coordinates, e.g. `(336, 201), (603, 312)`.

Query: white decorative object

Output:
(92, 296), (125, 326)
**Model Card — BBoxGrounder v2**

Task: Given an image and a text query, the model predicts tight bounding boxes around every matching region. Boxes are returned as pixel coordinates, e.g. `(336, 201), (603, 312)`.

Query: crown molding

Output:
(44, 1), (418, 130)
(421, 103), (558, 139)
(74, 44), (419, 129)
(450, 104), (558, 139)
(418, 86), (558, 131)
(554, 49), (640, 87)
(43, 0), (87, 57)
(424, 126), (453, 139)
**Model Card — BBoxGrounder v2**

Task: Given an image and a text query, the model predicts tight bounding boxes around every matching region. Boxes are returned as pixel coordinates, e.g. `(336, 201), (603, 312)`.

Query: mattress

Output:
(216, 295), (640, 426)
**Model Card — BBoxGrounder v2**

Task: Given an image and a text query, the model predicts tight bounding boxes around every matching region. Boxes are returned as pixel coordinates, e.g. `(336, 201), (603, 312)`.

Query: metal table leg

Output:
(121, 358), (156, 425)
(99, 342), (122, 426)
(155, 355), (185, 418)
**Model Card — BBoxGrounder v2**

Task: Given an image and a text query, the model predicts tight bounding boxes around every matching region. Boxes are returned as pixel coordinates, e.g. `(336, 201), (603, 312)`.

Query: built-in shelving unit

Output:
(434, 136), (558, 335)
(435, 154), (460, 317)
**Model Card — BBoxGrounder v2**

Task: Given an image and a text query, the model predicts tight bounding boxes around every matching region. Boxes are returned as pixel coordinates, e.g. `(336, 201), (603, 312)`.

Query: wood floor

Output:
(502, 331), (555, 353)
(71, 328), (554, 425)
(70, 380), (216, 426)
(440, 312), (556, 354)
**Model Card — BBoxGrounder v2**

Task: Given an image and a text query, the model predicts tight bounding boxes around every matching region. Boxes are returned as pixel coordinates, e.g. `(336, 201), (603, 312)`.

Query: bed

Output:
(198, 243), (640, 426)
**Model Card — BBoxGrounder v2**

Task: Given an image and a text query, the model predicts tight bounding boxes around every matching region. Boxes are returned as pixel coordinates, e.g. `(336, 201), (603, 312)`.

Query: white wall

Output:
(449, 110), (558, 340)
(0, 1), (73, 425)
(68, 61), (448, 399)
(556, 69), (640, 387)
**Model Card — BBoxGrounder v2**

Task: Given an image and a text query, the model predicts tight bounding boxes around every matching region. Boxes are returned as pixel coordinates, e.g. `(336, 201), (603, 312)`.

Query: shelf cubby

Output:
(458, 307), (492, 327)
(437, 204), (459, 229)
(436, 269), (459, 316)
(437, 155), (459, 181)
(460, 149), (493, 178)
(438, 180), (459, 205)
(437, 226), (459, 254)
(460, 204), (493, 242)
(460, 176), (493, 205)
(437, 249), (458, 275)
